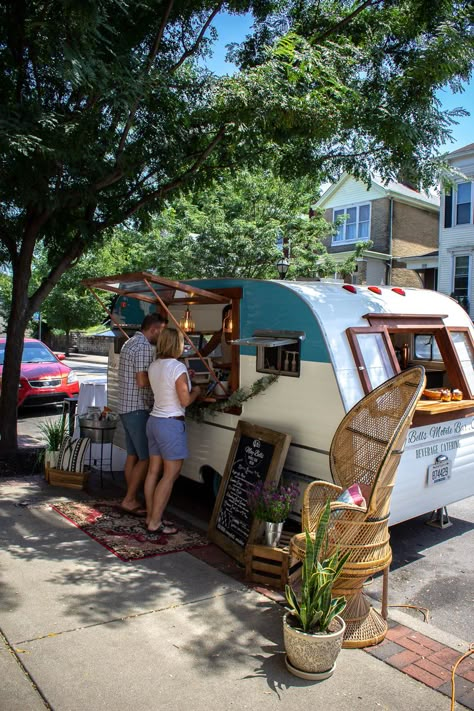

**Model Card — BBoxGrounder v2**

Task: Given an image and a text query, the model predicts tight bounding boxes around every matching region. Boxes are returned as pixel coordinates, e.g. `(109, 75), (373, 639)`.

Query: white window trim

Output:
(332, 202), (371, 245)
(452, 253), (471, 298)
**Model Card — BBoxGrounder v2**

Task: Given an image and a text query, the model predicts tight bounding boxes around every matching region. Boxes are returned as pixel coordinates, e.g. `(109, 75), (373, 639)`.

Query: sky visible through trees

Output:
(208, 11), (473, 153)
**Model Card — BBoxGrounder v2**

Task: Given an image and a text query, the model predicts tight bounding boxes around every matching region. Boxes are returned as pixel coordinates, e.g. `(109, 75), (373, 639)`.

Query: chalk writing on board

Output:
(216, 435), (274, 547)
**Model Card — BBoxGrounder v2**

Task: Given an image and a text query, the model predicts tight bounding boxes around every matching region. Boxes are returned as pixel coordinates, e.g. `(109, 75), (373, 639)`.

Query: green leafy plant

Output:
(285, 500), (350, 634)
(186, 375), (278, 422)
(38, 418), (67, 452)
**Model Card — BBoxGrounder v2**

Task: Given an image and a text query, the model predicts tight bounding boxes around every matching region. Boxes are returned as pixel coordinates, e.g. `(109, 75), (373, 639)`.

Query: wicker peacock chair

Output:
(290, 366), (426, 649)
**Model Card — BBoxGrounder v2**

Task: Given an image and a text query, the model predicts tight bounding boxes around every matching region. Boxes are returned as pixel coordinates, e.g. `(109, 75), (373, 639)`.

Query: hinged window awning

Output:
(81, 272), (229, 306)
(232, 330), (305, 348)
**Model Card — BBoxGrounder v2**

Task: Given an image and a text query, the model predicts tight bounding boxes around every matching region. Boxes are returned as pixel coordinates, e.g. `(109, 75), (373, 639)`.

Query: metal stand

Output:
(426, 507), (452, 529)
(86, 431), (115, 488)
(79, 419), (117, 488)
(61, 397), (78, 436)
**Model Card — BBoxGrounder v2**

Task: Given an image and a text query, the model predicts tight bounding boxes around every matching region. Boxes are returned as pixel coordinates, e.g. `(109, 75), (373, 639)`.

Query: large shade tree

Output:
(1, 0), (473, 452)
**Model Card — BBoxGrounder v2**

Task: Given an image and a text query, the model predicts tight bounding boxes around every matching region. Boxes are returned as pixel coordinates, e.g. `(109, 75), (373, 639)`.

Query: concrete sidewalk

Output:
(0, 474), (472, 711)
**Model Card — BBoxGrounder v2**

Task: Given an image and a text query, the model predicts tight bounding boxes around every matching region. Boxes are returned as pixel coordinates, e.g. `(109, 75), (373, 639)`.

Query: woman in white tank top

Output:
(144, 329), (201, 536)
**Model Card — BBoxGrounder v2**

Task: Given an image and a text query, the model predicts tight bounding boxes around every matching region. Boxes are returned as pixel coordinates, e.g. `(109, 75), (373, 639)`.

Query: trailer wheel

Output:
(202, 466), (222, 500)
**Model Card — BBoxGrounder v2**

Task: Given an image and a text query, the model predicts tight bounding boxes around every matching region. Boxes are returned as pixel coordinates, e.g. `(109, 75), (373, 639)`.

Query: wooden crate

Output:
(245, 532), (301, 590)
(46, 467), (89, 490)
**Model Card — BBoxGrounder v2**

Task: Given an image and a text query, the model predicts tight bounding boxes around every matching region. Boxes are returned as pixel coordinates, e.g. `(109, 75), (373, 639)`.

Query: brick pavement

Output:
(365, 623), (474, 709)
(192, 543), (474, 710)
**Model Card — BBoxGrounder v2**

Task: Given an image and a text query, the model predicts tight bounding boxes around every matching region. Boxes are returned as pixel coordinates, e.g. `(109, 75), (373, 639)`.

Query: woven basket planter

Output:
(283, 613), (345, 680)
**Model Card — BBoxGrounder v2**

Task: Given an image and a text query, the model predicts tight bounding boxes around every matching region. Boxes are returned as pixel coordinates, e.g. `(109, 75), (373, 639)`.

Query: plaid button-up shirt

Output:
(118, 331), (155, 414)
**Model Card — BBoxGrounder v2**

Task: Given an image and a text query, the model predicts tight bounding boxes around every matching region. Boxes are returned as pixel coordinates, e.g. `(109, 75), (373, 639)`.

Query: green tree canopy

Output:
(134, 169), (364, 279)
(0, 0), (473, 451)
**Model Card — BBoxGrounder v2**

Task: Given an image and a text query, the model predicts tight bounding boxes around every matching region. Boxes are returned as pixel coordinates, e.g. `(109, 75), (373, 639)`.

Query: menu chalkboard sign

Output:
(208, 421), (291, 563)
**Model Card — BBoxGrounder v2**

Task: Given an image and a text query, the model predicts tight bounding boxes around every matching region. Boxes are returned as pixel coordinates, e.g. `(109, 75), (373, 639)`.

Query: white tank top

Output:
(148, 358), (190, 417)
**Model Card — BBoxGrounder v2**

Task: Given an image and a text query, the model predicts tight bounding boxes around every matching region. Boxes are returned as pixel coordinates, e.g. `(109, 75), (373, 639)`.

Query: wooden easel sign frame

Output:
(208, 420), (291, 564)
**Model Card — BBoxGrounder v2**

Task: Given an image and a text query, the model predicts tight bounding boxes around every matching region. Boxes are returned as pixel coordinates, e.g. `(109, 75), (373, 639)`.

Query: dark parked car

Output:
(0, 338), (79, 407)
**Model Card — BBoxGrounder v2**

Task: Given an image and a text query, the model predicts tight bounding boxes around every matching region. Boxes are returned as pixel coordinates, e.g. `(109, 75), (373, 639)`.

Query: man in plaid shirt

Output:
(119, 313), (167, 515)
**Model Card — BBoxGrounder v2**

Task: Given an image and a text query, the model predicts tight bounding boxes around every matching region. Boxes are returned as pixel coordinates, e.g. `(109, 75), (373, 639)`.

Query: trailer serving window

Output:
(347, 315), (474, 404)
(232, 330), (305, 378)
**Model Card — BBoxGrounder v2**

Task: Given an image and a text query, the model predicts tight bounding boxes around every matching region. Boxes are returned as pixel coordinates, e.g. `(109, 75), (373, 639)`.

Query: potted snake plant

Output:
(283, 499), (349, 680)
(39, 418), (67, 478)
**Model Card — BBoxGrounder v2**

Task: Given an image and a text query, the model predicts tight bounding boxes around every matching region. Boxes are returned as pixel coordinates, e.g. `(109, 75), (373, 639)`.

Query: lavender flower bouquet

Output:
(247, 480), (300, 523)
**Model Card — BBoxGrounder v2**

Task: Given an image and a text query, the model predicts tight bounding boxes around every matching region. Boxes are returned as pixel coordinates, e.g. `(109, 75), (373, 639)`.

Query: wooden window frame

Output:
(346, 326), (399, 394)
(347, 317), (474, 399)
(445, 327), (474, 398)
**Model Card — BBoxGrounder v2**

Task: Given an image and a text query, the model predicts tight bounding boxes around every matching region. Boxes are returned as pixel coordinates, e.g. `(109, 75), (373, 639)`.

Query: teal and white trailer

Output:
(85, 273), (474, 525)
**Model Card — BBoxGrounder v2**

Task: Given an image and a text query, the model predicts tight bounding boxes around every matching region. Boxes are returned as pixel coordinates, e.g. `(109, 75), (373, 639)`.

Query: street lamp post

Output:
(276, 257), (290, 279)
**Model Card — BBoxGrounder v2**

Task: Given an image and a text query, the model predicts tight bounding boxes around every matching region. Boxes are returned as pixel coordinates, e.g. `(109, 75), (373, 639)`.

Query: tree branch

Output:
(28, 203), (96, 314)
(315, 0), (385, 42)
(29, 237), (86, 314)
(171, 2), (224, 73)
(0, 224), (18, 262)
(96, 126), (226, 231)
(116, 0), (175, 159)
(99, 126), (227, 229)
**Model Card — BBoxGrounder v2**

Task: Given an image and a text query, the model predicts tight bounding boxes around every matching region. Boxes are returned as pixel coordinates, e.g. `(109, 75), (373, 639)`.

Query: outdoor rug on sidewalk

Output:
(50, 499), (209, 562)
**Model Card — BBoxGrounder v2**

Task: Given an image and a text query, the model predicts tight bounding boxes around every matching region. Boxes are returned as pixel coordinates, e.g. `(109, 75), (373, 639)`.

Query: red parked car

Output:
(0, 338), (80, 408)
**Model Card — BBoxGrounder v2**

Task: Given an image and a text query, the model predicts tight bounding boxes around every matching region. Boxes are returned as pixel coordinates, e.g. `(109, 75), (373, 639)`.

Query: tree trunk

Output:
(65, 330), (70, 357)
(0, 274), (31, 454)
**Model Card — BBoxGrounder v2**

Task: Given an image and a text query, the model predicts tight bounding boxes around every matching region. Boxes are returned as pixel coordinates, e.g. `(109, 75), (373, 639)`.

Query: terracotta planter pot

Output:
(283, 613), (346, 680)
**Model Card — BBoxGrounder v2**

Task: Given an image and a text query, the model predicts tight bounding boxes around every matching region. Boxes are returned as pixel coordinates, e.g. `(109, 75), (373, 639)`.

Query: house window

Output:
(453, 255), (470, 300)
(333, 203), (370, 243)
(456, 182), (472, 225)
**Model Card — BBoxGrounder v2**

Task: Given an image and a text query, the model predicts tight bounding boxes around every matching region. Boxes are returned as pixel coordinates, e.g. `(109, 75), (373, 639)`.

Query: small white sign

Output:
(427, 460), (452, 486)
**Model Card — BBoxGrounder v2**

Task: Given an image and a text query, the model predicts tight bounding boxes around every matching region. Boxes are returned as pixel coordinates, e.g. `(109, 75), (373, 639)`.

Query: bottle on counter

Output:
(400, 343), (409, 370)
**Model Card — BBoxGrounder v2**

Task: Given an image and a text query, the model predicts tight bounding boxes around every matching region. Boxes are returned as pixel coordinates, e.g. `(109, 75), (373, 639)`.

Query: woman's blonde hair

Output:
(157, 328), (184, 359)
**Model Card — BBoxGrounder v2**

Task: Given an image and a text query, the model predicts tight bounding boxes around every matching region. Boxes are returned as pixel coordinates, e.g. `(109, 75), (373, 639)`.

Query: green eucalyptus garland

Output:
(187, 374), (279, 423)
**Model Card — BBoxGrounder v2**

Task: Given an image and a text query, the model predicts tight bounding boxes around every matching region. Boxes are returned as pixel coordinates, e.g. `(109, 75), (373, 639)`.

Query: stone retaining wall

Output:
(46, 332), (111, 356)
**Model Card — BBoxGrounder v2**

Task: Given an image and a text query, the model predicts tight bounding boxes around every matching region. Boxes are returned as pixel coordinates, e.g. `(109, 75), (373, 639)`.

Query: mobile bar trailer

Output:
(83, 272), (474, 526)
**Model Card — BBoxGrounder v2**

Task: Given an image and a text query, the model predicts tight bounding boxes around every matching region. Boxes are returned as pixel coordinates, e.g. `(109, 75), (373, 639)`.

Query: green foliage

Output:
(1, 0), (473, 449)
(0, 272), (11, 323)
(285, 500), (349, 634)
(186, 374), (278, 422)
(38, 418), (67, 451)
(135, 169), (336, 279)
(34, 233), (135, 334)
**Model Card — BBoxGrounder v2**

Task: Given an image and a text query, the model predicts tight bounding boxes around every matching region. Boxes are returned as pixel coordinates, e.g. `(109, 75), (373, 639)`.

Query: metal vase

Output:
(264, 521), (284, 547)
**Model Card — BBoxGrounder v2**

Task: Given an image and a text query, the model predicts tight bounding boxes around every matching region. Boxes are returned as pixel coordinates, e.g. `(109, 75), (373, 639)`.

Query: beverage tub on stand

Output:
(79, 416), (117, 486)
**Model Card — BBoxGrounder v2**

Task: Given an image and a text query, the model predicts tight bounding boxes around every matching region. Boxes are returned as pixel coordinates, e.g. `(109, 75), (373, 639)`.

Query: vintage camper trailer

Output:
(83, 273), (474, 525)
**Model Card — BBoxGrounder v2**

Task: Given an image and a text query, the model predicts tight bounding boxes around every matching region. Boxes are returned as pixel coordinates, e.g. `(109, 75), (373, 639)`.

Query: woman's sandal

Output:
(147, 522), (179, 536)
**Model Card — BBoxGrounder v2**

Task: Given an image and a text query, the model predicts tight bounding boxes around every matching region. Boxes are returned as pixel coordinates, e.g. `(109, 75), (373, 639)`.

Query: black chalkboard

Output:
(208, 421), (291, 563)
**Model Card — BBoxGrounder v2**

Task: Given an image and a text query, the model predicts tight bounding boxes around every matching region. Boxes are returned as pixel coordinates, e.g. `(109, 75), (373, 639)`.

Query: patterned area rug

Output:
(51, 499), (209, 562)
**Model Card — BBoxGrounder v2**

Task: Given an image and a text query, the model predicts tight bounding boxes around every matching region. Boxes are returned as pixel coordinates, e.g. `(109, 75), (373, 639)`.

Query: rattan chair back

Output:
(294, 366), (426, 648)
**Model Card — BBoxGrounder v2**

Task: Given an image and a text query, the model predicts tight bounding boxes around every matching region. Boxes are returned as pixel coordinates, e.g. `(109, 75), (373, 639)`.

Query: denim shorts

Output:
(146, 416), (188, 461)
(120, 410), (150, 460)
